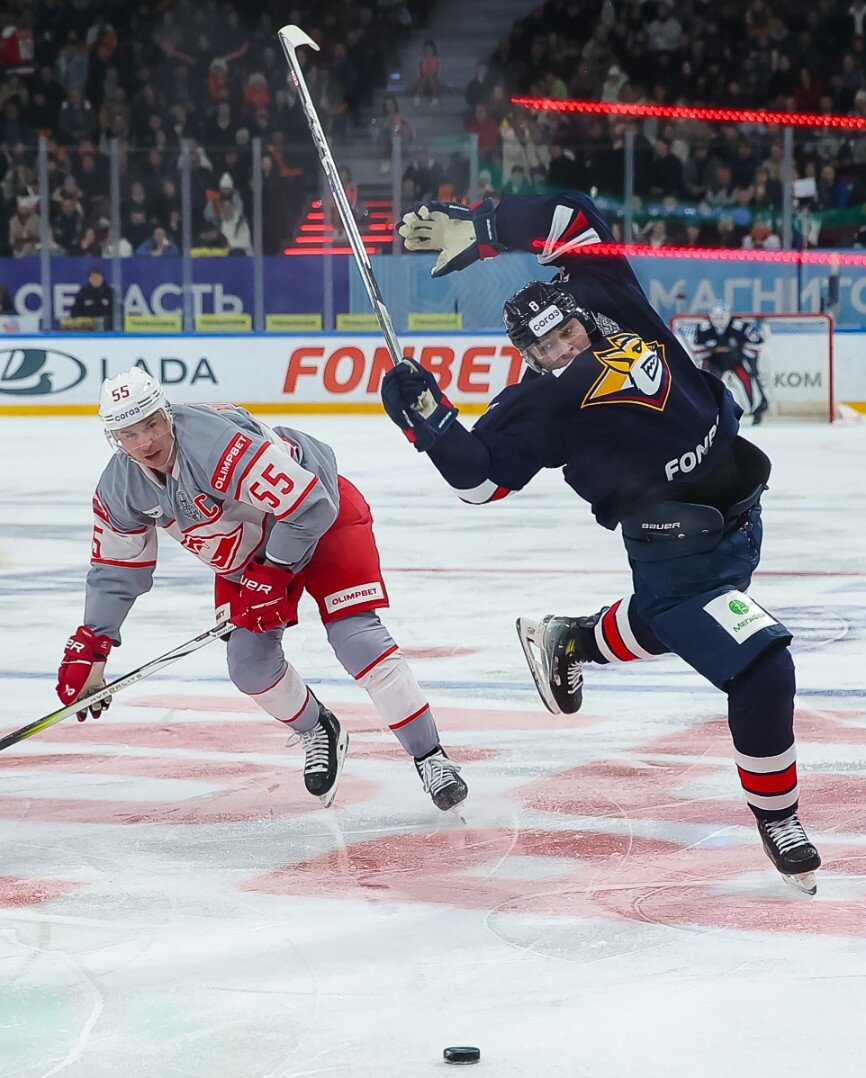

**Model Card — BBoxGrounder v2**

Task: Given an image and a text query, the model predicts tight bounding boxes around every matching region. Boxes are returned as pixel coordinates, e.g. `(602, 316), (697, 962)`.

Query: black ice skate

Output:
(415, 746), (468, 815)
(299, 704), (348, 808)
(516, 613), (601, 714)
(757, 813), (822, 895)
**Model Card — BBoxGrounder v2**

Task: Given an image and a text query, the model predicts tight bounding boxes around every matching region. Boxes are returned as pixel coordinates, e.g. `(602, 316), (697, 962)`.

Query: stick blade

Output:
(278, 25), (319, 54)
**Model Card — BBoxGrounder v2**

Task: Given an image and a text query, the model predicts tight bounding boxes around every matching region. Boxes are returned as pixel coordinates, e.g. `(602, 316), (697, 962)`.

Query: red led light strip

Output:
(546, 242), (866, 265)
(512, 97), (866, 131)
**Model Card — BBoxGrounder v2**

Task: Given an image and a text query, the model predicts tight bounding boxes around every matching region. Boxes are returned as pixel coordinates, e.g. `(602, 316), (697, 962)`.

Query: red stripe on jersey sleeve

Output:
(274, 475), (320, 520)
(231, 442), (268, 500)
(92, 557), (158, 568)
(211, 433), (253, 493)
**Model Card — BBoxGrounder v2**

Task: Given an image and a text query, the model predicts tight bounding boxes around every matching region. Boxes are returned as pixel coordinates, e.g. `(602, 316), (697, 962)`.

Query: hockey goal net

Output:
(670, 312), (836, 422)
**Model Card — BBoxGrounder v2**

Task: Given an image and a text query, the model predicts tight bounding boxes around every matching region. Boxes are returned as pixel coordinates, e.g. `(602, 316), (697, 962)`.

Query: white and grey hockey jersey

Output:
(85, 403), (340, 642)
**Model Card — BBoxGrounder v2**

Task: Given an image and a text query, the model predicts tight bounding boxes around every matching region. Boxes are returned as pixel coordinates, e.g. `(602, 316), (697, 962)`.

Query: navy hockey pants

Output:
(621, 501), (798, 819)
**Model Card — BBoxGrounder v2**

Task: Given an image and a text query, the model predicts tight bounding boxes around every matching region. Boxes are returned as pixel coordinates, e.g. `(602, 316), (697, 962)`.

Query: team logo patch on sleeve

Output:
(704, 591), (777, 643)
(582, 334), (671, 410)
(211, 434), (251, 492)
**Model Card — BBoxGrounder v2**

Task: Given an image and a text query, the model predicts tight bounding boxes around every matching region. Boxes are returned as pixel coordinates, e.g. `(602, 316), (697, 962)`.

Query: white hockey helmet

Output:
(99, 368), (171, 431)
(709, 301), (732, 331)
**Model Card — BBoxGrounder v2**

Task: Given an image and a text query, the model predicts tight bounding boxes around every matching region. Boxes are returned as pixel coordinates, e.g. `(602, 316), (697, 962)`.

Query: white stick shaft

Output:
(278, 25), (403, 366)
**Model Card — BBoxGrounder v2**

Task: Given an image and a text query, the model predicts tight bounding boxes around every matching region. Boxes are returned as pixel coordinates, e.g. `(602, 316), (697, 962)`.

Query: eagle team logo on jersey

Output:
(581, 334), (671, 411)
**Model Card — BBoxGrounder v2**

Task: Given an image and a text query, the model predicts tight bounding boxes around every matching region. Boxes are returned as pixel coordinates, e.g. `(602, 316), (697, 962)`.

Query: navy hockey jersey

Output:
(691, 318), (764, 373)
(426, 192), (742, 529)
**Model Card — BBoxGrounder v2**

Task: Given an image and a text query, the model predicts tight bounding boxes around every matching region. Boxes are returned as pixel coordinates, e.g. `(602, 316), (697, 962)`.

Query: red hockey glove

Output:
(231, 561), (300, 633)
(56, 625), (114, 721)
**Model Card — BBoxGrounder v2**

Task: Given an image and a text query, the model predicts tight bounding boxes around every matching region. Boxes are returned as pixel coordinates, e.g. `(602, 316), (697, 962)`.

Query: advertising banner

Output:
(0, 256), (347, 322)
(0, 335), (525, 414)
(5, 252), (866, 329)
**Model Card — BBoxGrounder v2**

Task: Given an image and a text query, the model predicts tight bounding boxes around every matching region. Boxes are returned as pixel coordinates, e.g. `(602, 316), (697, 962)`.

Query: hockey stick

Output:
(277, 25), (403, 366)
(0, 621), (235, 752)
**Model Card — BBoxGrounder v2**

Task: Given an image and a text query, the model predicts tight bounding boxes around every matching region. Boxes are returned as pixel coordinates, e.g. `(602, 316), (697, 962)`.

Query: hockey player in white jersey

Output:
(55, 368), (468, 813)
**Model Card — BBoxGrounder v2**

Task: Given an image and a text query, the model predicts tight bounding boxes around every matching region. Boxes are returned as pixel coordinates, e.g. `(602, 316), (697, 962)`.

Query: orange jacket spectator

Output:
(243, 74), (270, 117)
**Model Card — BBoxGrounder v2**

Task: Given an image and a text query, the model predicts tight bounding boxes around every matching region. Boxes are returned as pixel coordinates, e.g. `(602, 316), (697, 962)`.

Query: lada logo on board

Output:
(0, 348), (86, 395)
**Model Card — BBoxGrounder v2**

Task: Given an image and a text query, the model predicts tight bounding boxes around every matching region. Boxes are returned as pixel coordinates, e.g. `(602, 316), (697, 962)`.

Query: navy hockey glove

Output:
(381, 358), (458, 452)
(398, 197), (502, 277)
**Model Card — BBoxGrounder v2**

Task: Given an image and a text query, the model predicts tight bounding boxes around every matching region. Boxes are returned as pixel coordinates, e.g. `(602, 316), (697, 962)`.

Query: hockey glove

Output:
(56, 625), (113, 720)
(231, 561), (301, 633)
(398, 197), (502, 277)
(381, 358), (458, 452)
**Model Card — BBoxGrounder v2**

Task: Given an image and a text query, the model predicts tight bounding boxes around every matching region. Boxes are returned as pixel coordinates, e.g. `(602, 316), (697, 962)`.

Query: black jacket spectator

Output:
(70, 269), (114, 329)
(52, 198), (85, 255)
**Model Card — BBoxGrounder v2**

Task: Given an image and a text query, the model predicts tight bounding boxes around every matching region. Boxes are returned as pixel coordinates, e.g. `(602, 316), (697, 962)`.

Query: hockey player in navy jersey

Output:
(56, 368), (468, 814)
(690, 302), (769, 425)
(381, 191), (821, 892)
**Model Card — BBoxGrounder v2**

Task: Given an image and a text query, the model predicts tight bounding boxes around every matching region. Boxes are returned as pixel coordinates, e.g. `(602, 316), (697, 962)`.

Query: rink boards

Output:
(1, 331), (865, 415)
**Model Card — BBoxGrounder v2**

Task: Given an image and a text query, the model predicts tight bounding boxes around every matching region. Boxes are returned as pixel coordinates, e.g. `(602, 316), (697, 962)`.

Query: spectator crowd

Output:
(3, 0), (866, 261)
(1, 0), (433, 259)
(447, 0), (866, 247)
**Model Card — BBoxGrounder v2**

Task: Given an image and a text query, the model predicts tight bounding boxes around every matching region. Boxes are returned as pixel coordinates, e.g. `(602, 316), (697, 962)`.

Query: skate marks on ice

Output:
(2, 693), (866, 1074)
(233, 700), (866, 932)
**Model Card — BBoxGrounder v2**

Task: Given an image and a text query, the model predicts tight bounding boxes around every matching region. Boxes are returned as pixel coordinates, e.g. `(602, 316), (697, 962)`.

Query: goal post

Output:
(669, 312), (836, 423)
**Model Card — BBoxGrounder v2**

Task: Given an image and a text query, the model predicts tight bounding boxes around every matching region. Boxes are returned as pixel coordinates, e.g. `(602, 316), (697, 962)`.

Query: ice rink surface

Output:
(1, 413), (865, 1078)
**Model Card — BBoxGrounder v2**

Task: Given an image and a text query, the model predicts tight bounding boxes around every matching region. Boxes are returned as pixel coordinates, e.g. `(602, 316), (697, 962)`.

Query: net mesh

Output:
(670, 312), (835, 422)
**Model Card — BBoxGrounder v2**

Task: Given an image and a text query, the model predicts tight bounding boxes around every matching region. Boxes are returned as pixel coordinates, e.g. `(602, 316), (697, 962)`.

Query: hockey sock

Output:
(326, 612), (439, 757)
(726, 645), (798, 820)
(249, 665), (320, 733)
(356, 649), (439, 758)
(592, 596), (668, 664)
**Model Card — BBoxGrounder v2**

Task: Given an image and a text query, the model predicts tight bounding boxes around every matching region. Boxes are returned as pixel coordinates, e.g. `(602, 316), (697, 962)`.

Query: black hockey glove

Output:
(381, 358), (458, 452)
(398, 197), (502, 277)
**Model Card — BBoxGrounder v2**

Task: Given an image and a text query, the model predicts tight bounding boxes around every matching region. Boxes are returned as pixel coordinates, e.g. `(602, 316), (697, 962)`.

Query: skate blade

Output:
(784, 870), (818, 896)
(318, 729), (349, 809)
(515, 617), (561, 715)
(448, 798), (468, 824)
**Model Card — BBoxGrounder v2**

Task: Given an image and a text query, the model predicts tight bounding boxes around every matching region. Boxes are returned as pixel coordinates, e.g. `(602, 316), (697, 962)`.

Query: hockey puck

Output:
(443, 1046), (480, 1065)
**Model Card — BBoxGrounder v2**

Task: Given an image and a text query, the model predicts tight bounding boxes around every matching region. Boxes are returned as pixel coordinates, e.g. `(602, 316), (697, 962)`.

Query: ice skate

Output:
(415, 746), (468, 816)
(517, 614), (597, 714)
(757, 813), (821, 895)
(299, 704), (348, 808)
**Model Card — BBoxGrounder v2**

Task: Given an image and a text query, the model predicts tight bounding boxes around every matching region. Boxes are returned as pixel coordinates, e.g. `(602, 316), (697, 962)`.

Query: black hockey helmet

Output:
(503, 281), (601, 372)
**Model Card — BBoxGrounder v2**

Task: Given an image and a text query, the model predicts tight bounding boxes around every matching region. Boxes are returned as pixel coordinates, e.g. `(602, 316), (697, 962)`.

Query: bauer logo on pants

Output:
(324, 582), (385, 614)
(704, 590), (776, 643)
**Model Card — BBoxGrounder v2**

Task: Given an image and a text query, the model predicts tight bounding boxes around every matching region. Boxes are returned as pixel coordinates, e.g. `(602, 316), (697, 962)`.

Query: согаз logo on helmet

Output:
(0, 348), (86, 396)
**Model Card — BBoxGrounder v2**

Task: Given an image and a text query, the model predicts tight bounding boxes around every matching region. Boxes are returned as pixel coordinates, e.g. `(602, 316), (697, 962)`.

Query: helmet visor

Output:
(522, 316), (586, 373)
